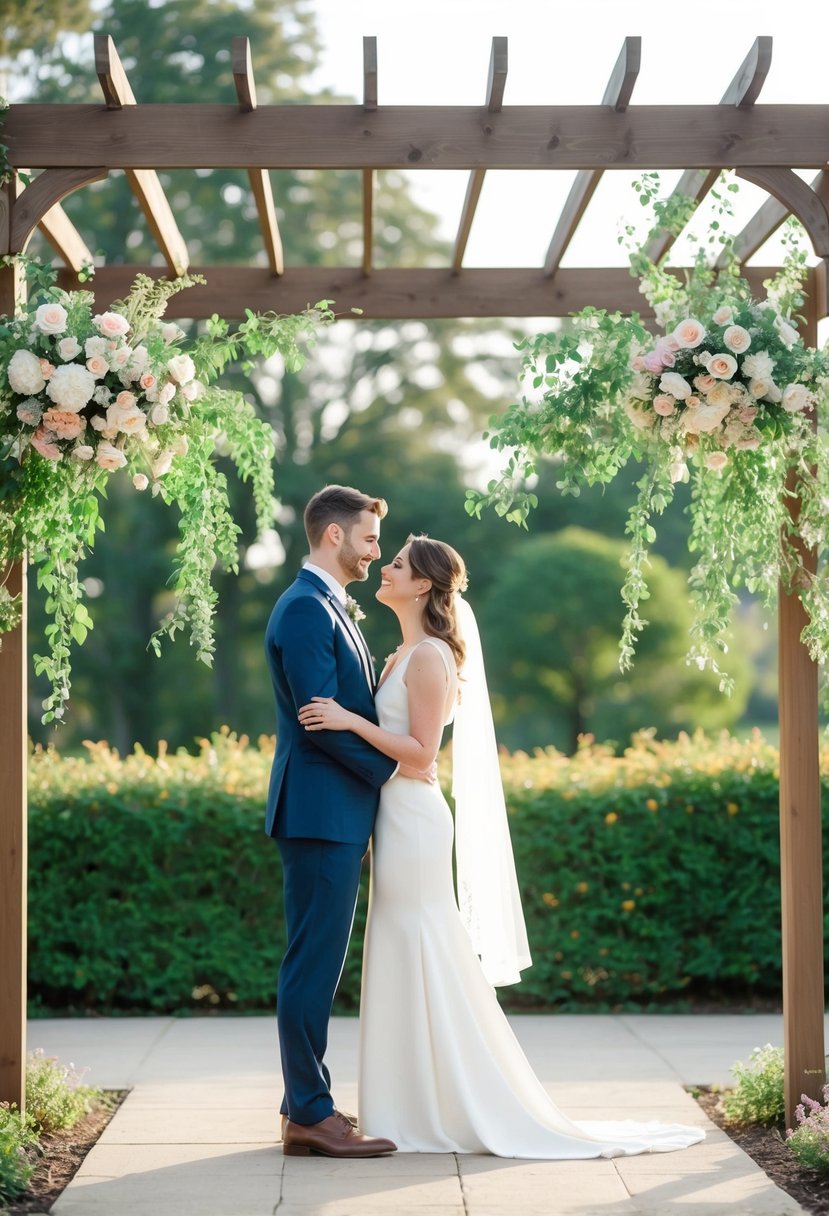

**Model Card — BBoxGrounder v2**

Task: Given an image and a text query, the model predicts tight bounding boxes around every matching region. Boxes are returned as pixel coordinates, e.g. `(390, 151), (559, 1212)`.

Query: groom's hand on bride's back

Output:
(398, 760), (438, 784)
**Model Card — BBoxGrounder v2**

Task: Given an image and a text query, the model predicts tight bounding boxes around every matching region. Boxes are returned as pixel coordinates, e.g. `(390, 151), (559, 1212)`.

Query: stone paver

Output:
(26, 1014), (814, 1216)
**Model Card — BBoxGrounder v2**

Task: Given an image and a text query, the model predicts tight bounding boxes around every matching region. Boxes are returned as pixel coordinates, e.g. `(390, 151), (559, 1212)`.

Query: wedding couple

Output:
(264, 484), (704, 1159)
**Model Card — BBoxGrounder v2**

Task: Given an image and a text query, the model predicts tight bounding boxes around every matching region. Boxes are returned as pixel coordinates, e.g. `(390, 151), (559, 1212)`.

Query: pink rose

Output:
(41, 408), (85, 440)
(722, 325), (751, 354)
(653, 339), (676, 368)
(94, 312), (130, 338)
(738, 406), (758, 424)
(39, 359), (55, 379)
(672, 318), (706, 349)
(643, 351), (665, 374)
(712, 306), (734, 325)
(693, 374), (716, 394)
(115, 390), (137, 408)
(58, 336), (82, 361)
(86, 355), (109, 379)
(705, 451), (729, 471)
(95, 442), (128, 471)
(630, 356), (646, 372)
(30, 426), (62, 461)
(708, 353), (738, 380)
(110, 347), (132, 368)
(139, 372), (157, 391)
(34, 302), (68, 334)
(653, 394), (676, 416)
(132, 473), (149, 491)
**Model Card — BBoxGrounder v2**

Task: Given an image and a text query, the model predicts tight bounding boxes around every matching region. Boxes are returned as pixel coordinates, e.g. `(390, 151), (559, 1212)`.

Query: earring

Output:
(415, 596), (420, 603)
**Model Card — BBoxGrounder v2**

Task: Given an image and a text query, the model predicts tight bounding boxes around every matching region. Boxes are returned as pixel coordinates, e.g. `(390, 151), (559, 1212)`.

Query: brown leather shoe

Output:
(283, 1111), (396, 1158)
(280, 1109), (357, 1139)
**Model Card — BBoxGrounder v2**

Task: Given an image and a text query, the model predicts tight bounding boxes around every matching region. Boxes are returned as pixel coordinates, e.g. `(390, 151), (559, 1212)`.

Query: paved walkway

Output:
(28, 1013), (819, 1216)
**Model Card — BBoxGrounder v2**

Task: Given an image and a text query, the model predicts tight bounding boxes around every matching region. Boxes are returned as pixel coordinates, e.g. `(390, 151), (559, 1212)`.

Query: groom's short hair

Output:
(304, 485), (388, 547)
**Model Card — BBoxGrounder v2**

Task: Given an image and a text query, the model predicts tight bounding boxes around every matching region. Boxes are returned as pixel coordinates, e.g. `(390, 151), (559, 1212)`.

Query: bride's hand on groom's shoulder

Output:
(298, 696), (354, 732)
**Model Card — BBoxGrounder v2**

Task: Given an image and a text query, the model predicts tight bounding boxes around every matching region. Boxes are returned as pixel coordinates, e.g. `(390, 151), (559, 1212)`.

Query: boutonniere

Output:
(345, 594), (365, 624)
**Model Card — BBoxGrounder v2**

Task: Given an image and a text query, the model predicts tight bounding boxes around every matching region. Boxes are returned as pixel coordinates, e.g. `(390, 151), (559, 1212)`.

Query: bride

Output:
(298, 535), (704, 1158)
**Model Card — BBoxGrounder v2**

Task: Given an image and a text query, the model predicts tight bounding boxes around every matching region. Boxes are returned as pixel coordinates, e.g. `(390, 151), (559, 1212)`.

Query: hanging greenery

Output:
(467, 176), (829, 694)
(0, 261), (336, 721)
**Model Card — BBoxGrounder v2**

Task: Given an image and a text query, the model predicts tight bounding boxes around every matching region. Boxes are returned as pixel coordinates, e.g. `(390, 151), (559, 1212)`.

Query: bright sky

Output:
(308, 0), (829, 270)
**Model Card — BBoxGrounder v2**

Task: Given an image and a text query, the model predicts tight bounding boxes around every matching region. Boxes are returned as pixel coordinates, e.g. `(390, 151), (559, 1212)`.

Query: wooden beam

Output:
(232, 37), (283, 276)
(6, 104), (829, 171)
(736, 167), (829, 257)
(452, 36), (508, 273)
(38, 201), (95, 272)
(93, 35), (189, 276)
(778, 282), (825, 1127)
(719, 170), (828, 268)
(56, 263), (777, 321)
(362, 37), (377, 274)
(645, 37), (772, 264)
(0, 181), (27, 1115)
(544, 36), (640, 277)
(10, 167), (107, 253)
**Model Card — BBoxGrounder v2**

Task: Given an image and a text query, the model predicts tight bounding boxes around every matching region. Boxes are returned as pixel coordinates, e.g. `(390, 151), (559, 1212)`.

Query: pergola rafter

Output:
(1, 32), (828, 1129)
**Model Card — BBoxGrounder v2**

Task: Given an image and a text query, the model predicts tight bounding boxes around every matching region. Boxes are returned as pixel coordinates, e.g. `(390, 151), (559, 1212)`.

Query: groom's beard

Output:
(338, 537), (370, 583)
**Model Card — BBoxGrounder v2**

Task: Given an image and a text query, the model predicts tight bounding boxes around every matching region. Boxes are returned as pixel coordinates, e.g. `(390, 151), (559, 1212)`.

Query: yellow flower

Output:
(686, 804), (695, 814)
(727, 802), (739, 816)
(542, 892), (559, 908)
(599, 947), (609, 957)
(621, 899), (636, 912)
(576, 881), (589, 893)
(560, 970), (573, 981)
(646, 798), (659, 811)
(604, 812), (618, 825)
(570, 929), (580, 939)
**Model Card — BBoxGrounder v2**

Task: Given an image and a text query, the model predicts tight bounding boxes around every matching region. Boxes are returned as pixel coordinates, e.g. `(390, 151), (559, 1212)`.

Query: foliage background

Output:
(1, 0), (785, 755)
(27, 731), (810, 1015)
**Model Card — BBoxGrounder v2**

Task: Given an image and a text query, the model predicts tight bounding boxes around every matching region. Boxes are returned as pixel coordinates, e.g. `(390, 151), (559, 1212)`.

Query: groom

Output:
(264, 484), (399, 1158)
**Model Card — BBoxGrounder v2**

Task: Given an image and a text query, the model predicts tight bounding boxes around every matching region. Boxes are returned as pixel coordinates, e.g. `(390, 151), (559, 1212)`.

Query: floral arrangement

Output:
(467, 178), (829, 692)
(0, 261), (336, 721)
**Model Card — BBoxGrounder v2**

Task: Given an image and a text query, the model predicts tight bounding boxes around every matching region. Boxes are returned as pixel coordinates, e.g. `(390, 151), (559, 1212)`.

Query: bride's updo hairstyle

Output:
(407, 535), (468, 670)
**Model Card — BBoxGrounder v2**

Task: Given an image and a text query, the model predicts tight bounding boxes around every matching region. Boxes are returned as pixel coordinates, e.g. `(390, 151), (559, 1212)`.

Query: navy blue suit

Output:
(264, 568), (396, 1125)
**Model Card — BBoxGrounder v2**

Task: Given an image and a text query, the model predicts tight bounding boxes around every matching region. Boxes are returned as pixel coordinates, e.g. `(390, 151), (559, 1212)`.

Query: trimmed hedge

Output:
(27, 727), (827, 1014)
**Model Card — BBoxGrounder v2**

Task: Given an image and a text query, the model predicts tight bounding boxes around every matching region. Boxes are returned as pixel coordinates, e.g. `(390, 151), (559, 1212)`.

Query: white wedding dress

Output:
(358, 638), (704, 1158)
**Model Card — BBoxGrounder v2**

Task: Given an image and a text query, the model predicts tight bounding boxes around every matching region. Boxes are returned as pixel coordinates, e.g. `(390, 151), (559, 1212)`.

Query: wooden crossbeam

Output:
(94, 35), (189, 276)
(452, 36), (508, 273)
(362, 37), (377, 275)
(57, 263), (780, 321)
(38, 200), (94, 272)
(644, 37), (773, 264)
(7, 104), (829, 172)
(543, 37), (640, 278)
(736, 167), (829, 258)
(232, 37), (283, 276)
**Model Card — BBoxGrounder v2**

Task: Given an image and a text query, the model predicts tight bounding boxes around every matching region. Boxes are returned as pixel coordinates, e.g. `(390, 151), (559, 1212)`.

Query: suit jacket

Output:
(264, 568), (397, 843)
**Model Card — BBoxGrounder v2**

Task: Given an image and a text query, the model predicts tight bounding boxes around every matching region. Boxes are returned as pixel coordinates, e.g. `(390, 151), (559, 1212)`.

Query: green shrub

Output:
(25, 1051), (97, 1135)
(787, 1087), (829, 1169)
(26, 726), (824, 1014)
(0, 1105), (36, 1205)
(723, 1045), (785, 1126)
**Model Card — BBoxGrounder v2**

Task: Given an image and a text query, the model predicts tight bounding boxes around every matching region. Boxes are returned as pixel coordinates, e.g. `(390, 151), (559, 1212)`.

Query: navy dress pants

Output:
(276, 836), (366, 1126)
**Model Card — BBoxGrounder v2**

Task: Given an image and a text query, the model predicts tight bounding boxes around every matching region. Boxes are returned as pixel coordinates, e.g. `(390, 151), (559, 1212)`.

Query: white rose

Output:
(781, 383), (812, 413)
(94, 311), (130, 339)
(150, 402), (170, 426)
(171, 434), (189, 456)
(161, 323), (185, 344)
(748, 378), (774, 400)
(85, 336), (108, 358)
(35, 302), (68, 334)
(672, 318), (706, 349)
(712, 306), (734, 325)
(166, 353), (195, 385)
(132, 473), (149, 491)
(106, 402), (148, 435)
(658, 372), (692, 400)
(130, 345), (149, 370)
(742, 350), (774, 379)
(705, 381), (735, 408)
(89, 415), (109, 432)
(158, 382), (176, 406)
(180, 379), (204, 402)
(774, 315), (799, 349)
(722, 325), (751, 354)
(8, 349), (46, 395)
(57, 336), (82, 361)
(72, 444), (95, 461)
(95, 442), (128, 471)
(765, 381), (782, 403)
(152, 450), (175, 478)
(681, 399), (731, 434)
(708, 353), (738, 380)
(45, 363), (96, 412)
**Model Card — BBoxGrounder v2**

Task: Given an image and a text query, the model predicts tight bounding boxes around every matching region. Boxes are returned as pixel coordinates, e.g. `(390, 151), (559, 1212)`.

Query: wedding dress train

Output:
(358, 639), (704, 1158)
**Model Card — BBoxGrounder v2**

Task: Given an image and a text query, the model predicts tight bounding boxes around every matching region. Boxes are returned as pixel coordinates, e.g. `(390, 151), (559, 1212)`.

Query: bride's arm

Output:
(298, 644), (448, 770)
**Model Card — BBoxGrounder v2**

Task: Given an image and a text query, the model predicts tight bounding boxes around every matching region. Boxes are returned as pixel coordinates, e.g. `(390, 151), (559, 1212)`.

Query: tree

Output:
(481, 527), (750, 753)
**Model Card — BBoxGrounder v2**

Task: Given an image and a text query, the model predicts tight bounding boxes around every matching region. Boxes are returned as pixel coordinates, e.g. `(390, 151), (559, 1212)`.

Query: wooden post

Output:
(0, 190), (27, 1114)
(778, 282), (825, 1127)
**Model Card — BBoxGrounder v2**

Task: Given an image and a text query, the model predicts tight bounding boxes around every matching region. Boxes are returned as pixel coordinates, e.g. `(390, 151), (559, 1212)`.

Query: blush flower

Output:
(132, 473), (149, 491)
(8, 349), (46, 395)
(45, 363), (96, 412)
(708, 353), (738, 380)
(41, 408), (85, 440)
(712, 305), (734, 325)
(86, 355), (109, 379)
(653, 394), (676, 416)
(658, 372), (692, 400)
(30, 426), (62, 461)
(705, 451), (729, 470)
(781, 383), (812, 413)
(57, 336), (82, 361)
(71, 444), (95, 461)
(93, 311), (130, 339)
(722, 325), (751, 354)
(672, 318), (706, 349)
(95, 442), (128, 471)
(34, 302), (68, 334)
(167, 353), (195, 385)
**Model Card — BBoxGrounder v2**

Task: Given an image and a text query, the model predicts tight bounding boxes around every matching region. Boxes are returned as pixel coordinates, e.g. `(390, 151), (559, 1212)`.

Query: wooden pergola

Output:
(1, 33), (827, 1123)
